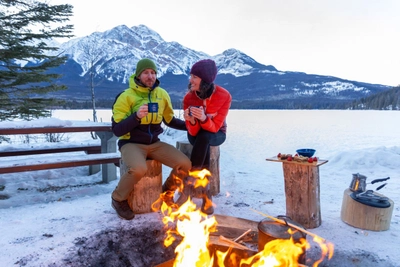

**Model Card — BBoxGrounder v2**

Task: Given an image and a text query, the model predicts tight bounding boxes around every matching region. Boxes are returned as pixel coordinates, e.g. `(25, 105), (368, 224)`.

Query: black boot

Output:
(162, 168), (186, 192)
(160, 178), (176, 208)
(111, 198), (135, 220)
(162, 170), (186, 207)
(175, 176), (195, 206)
(162, 175), (177, 192)
(201, 184), (214, 215)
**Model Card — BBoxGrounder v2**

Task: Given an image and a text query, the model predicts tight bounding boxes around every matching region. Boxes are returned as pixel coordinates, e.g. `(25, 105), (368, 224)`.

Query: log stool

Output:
(340, 188), (394, 231)
(176, 140), (220, 196)
(119, 159), (162, 214)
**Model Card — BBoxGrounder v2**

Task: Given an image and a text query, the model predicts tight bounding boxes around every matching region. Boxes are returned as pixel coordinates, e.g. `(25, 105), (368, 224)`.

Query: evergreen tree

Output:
(0, 0), (73, 121)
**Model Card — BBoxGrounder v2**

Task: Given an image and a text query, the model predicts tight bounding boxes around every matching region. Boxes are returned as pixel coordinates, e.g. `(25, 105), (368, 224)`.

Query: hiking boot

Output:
(175, 176), (196, 206)
(201, 185), (214, 215)
(201, 195), (214, 215)
(162, 172), (183, 193)
(111, 198), (135, 220)
(163, 190), (176, 207)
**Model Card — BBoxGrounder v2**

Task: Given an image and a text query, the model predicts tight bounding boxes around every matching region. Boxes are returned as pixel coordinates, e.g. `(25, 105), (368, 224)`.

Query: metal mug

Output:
(349, 173), (367, 192)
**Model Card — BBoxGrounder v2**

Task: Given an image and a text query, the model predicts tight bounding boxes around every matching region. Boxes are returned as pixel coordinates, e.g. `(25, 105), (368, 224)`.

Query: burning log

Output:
(217, 235), (252, 250)
(233, 228), (252, 242)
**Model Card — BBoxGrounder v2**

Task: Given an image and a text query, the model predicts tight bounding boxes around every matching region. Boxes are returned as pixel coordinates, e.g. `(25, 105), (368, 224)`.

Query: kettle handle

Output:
(371, 177), (390, 184)
(376, 183), (387, 191)
(277, 215), (291, 226)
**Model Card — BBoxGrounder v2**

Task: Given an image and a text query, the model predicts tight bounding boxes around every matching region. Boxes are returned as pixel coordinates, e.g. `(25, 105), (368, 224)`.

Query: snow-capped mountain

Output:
(52, 24), (391, 108)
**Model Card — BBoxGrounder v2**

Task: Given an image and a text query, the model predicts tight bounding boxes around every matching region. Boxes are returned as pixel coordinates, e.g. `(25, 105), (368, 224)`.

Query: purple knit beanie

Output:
(190, 59), (217, 84)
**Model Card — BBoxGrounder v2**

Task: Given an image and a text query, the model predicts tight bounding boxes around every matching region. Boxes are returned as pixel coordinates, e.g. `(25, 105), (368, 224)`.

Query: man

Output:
(111, 58), (191, 220)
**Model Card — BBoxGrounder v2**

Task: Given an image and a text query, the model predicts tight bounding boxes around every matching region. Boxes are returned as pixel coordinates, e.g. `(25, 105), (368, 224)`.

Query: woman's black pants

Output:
(187, 129), (226, 170)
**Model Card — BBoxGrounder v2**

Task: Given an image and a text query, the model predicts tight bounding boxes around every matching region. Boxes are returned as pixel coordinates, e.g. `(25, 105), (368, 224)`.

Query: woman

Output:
(184, 59), (231, 170)
(182, 59), (232, 213)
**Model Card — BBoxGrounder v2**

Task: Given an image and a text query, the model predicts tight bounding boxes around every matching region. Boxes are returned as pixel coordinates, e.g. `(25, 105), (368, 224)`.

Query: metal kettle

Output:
(349, 173), (390, 192)
(349, 173), (367, 192)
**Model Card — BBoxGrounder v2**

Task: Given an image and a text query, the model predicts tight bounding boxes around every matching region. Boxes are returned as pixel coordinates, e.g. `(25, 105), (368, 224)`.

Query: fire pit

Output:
(155, 208), (333, 267)
(151, 169), (333, 267)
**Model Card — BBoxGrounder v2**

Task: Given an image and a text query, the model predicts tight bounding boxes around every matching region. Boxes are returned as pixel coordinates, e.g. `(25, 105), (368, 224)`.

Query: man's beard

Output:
(142, 79), (155, 87)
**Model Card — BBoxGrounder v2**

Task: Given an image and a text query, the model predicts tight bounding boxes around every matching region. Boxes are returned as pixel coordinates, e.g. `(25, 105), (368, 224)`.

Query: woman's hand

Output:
(184, 108), (196, 124)
(189, 106), (207, 122)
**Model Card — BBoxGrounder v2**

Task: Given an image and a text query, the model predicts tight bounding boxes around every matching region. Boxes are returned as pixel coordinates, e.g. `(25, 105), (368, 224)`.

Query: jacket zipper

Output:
(147, 91), (154, 143)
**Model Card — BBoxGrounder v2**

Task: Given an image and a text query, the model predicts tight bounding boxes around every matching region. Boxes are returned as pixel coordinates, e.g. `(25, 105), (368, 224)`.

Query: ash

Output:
(51, 219), (179, 267)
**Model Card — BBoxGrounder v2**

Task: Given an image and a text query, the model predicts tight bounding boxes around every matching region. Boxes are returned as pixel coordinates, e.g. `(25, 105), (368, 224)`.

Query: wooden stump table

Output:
(266, 157), (328, 229)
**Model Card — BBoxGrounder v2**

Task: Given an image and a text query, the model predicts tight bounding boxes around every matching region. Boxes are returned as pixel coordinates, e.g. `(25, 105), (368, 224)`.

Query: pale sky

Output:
(50, 0), (400, 86)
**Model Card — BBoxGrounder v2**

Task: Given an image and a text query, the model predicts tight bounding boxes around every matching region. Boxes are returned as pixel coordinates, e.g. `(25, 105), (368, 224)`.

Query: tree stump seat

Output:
(176, 140), (221, 196)
(340, 188), (394, 231)
(119, 159), (162, 214)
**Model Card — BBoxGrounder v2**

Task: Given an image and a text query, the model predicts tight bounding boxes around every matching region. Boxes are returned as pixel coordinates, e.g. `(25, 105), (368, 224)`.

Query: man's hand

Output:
(136, 104), (149, 119)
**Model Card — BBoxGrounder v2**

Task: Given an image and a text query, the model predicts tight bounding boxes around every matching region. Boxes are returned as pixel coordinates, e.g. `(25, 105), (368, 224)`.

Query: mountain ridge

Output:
(50, 24), (391, 108)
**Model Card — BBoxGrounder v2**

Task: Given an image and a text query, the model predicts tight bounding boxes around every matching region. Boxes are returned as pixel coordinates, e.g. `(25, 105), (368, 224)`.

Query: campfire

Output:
(154, 169), (334, 267)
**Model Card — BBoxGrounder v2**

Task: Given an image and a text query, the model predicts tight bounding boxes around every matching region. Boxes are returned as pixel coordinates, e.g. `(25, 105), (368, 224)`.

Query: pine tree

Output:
(0, 0), (73, 121)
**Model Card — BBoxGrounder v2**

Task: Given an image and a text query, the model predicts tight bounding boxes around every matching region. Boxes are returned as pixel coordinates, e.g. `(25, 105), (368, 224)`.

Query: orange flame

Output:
(162, 198), (217, 266)
(158, 169), (334, 266)
(188, 169), (212, 189)
(241, 234), (308, 267)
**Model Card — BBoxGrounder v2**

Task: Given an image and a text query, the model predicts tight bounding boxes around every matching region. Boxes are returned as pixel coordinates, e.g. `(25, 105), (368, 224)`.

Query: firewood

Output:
(233, 229), (252, 242)
(218, 235), (250, 250)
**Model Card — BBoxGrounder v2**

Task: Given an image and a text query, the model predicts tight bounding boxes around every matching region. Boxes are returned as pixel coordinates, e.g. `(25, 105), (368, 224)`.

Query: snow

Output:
(0, 109), (399, 266)
(0, 117), (73, 128)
